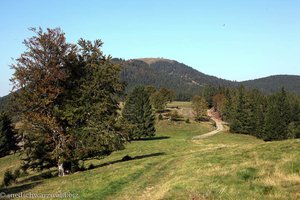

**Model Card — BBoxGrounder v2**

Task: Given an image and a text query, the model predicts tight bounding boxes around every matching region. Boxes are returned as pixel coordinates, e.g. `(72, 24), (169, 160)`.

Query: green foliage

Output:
(192, 95), (208, 121)
(122, 86), (156, 140)
(11, 28), (125, 175)
(222, 86), (300, 141)
(264, 89), (291, 140)
(2, 169), (17, 186)
(147, 87), (175, 111)
(0, 112), (18, 157)
(158, 114), (163, 121)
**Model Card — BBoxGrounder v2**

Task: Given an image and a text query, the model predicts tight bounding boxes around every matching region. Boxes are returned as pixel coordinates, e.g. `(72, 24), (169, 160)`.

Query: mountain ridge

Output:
(116, 57), (300, 99)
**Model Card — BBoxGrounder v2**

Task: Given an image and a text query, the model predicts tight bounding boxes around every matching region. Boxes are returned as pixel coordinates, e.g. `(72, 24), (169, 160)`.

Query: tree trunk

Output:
(58, 160), (65, 177)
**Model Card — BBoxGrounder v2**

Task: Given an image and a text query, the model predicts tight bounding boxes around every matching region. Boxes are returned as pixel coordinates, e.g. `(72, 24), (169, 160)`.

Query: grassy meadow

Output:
(0, 102), (299, 199)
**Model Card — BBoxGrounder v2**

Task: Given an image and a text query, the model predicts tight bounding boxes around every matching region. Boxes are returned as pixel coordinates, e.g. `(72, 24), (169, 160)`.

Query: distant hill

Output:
(115, 58), (233, 100)
(241, 75), (300, 94)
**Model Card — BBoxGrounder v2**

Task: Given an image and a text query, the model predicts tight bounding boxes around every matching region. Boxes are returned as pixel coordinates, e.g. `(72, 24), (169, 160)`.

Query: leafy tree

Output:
(11, 28), (125, 175)
(212, 93), (225, 115)
(122, 86), (156, 140)
(0, 112), (18, 157)
(151, 90), (166, 111)
(147, 87), (175, 111)
(192, 95), (208, 121)
(145, 85), (157, 96)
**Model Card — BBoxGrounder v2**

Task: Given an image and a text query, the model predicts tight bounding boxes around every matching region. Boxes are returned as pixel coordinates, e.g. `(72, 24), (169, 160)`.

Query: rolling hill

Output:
(241, 75), (300, 94)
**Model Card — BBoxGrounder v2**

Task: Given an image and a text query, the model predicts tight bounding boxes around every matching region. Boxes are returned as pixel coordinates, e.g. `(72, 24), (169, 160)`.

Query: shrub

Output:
(2, 169), (16, 186)
(41, 171), (53, 179)
(170, 111), (183, 121)
(185, 118), (190, 123)
(158, 114), (163, 120)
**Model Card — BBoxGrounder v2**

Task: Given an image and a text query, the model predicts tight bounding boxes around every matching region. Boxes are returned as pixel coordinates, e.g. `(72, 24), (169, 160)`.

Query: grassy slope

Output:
(0, 102), (299, 200)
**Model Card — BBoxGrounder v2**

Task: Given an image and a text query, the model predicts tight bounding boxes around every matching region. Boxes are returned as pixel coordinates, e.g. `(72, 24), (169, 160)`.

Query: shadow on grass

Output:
(132, 136), (170, 141)
(0, 181), (41, 194)
(93, 152), (165, 169)
(18, 170), (56, 185)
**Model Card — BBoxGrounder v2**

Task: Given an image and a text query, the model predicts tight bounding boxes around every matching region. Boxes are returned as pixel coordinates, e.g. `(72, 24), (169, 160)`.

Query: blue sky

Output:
(1, 0), (300, 96)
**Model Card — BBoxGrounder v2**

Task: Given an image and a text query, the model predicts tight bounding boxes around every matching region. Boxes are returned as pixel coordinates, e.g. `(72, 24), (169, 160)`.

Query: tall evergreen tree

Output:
(264, 88), (290, 140)
(0, 112), (18, 157)
(122, 86), (156, 140)
(230, 86), (253, 134)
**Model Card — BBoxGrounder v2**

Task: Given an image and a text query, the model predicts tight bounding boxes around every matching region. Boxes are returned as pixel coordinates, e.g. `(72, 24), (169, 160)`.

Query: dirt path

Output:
(192, 108), (224, 140)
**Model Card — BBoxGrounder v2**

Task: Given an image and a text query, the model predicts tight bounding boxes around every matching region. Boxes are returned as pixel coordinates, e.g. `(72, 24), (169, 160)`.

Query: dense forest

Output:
(206, 86), (300, 140)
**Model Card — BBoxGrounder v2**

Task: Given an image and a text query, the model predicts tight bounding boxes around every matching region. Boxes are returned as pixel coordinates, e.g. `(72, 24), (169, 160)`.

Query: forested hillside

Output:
(241, 75), (300, 94)
(117, 58), (300, 99)
(115, 58), (233, 100)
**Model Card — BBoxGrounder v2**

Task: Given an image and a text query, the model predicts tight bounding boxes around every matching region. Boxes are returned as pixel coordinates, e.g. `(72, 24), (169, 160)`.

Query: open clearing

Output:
(0, 102), (299, 199)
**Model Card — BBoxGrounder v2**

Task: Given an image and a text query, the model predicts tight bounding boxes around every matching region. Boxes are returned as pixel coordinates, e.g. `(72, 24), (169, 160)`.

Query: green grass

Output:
(0, 102), (299, 199)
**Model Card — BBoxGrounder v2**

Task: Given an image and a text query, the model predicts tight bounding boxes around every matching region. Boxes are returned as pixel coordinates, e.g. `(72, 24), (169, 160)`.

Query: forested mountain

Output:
(241, 75), (300, 94)
(116, 57), (300, 99)
(115, 58), (233, 100)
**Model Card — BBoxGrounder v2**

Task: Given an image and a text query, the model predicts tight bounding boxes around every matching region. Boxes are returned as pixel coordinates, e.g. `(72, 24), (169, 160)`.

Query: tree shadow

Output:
(132, 136), (170, 141)
(93, 152), (165, 169)
(17, 170), (56, 185)
(0, 181), (41, 194)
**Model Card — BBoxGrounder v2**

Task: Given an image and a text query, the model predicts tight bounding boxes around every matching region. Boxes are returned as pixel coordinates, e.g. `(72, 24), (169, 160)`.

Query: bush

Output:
(87, 164), (95, 170)
(2, 169), (16, 186)
(170, 111), (183, 121)
(158, 114), (163, 120)
(41, 171), (53, 179)
(195, 116), (210, 122)
(185, 118), (190, 123)
(13, 169), (20, 179)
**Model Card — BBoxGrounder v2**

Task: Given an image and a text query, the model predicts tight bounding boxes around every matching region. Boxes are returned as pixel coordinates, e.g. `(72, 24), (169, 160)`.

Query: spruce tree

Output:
(264, 88), (290, 140)
(230, 86), (251, 133)
(122, 86), (156, 140)
(0, 112), (18, 157)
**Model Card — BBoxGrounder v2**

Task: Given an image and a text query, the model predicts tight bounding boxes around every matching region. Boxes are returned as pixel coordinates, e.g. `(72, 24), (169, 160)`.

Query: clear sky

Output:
(1, 0), (300, 97)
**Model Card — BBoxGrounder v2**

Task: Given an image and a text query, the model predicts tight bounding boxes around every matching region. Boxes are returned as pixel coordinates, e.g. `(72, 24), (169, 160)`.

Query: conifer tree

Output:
(0, 112), (18, 157)
(264, 88), (290, 140)
(122, 86), (156, 140)
(230, 86), (252, 133)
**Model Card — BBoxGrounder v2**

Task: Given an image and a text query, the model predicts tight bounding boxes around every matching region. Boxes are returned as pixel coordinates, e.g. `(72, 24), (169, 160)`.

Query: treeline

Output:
(208, 86), (300, 141)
